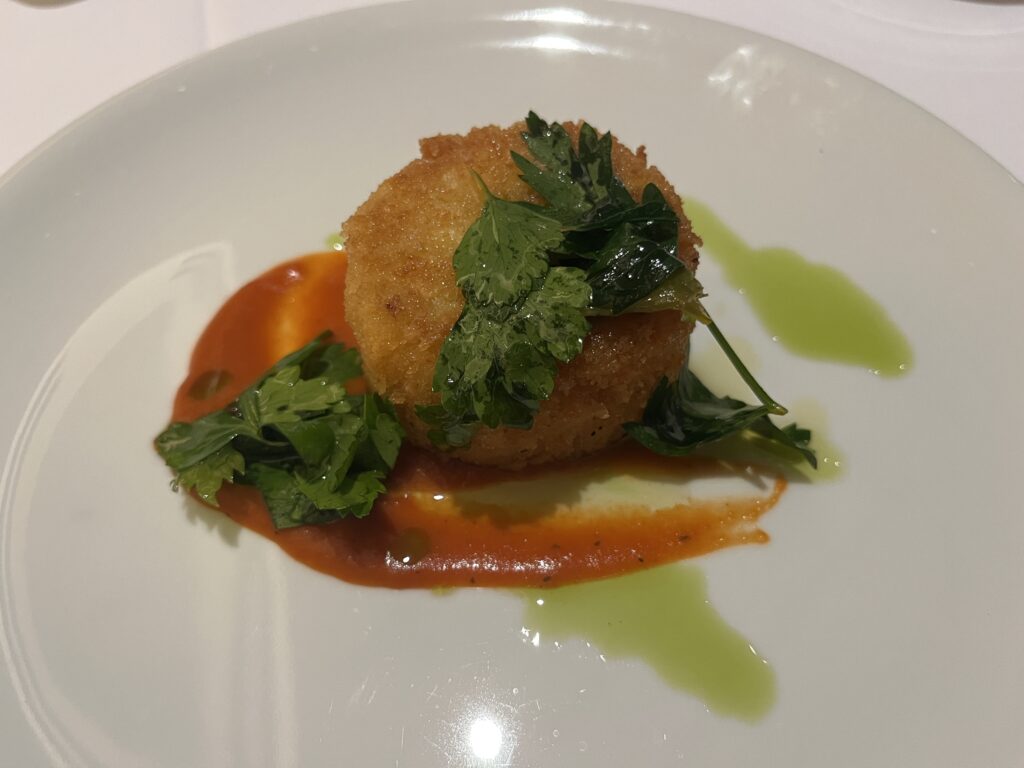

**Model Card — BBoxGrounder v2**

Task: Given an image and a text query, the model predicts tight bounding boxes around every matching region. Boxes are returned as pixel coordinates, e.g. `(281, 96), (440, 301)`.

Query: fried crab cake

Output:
(343, 121), (700, 467)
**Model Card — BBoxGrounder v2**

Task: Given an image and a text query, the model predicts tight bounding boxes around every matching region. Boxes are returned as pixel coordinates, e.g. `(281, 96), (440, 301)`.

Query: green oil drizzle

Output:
(686, 200), (913, 376)
(520, 565), (775, 721)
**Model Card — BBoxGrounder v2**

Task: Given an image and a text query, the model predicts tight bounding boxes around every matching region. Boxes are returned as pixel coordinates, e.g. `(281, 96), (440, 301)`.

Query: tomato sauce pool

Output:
(169, 251), (786, 588)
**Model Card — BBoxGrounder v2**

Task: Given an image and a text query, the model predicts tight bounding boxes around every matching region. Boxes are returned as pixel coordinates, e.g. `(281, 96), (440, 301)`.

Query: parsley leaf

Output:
(250, 366), (349, 425)
(155, 410), (257, 471)
(624, 367), (817, 468)
(421, 265), (591, 447)
(174, 446), (245, 505)
(424, 113), (692, 446)
(520, 266), (592, 360)
(608, 268), (708, 321)
(622, 313), (817, 469)
(156, 335), (404, 527)
(514, 113), (687, 314)
(513, 113), (633, 224)
(424, 112), (814, 467)
(453, 182), (564, 307)
(581, 185), (689, 314)
(419, 178), (592, 447)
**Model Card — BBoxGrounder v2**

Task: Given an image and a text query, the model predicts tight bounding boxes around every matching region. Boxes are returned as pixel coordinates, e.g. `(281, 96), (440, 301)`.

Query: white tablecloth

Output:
(3, 0), (1024, 182)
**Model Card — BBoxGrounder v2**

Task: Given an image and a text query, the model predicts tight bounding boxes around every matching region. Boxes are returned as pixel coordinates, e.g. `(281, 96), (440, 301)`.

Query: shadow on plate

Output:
(12, 0), (86, 7)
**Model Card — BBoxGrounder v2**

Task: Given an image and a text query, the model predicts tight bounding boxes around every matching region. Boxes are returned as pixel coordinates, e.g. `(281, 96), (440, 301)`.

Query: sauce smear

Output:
(171, 251), (786, 588)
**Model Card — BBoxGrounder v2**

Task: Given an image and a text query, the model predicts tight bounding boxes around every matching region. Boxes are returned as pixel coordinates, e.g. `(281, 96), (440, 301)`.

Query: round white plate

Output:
(2, 2), (1023, 765)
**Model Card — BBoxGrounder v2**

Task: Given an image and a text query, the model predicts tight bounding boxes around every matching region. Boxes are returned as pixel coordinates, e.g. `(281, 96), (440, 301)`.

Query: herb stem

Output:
(702, 306), (787, 416)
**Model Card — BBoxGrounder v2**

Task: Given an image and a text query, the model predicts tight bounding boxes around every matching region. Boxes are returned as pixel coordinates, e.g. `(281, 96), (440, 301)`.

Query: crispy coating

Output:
(343, 121), (701, 466)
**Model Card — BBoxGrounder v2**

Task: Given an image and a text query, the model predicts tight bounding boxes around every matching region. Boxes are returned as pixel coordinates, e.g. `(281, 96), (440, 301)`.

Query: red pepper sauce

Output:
(170, 251), (785, 588)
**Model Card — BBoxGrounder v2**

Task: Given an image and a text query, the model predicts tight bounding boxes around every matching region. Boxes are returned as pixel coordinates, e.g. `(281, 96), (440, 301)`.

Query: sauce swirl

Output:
(170, 251), (786, 588)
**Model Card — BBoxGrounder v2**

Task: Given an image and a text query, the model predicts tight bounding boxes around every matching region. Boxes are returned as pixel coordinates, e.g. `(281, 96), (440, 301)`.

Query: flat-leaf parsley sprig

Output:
(421, 111), (816, 468)
(155, 333), (404, 529)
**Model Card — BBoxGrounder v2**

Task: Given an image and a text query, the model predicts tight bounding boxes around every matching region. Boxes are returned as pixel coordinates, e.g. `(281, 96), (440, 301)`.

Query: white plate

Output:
(2, 2), (1023, 765)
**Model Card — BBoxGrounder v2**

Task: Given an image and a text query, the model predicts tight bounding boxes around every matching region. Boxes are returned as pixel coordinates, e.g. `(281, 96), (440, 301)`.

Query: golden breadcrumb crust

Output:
(343, 121), (700, 466)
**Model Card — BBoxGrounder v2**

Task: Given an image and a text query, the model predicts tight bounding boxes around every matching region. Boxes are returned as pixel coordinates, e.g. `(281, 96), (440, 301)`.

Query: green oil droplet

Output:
(325, 231), (345, 251)
(519, 565), (775, 721)
(686, 201), (913, 376)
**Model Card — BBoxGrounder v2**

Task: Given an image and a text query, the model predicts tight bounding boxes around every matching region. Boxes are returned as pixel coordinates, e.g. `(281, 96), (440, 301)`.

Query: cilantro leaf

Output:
(155, 336), (405, 528)
(624, 368), (817, 468)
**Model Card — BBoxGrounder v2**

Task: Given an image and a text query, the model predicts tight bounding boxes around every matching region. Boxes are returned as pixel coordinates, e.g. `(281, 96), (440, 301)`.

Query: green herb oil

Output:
(325, 231), (345, 251)
(686, 201), (912, 376)
(519, 565), (776, 721)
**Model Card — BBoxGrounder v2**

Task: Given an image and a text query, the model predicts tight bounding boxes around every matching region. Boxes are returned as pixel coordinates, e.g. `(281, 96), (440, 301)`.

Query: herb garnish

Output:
(622, 314), (816, 467)
(419, 113), (706, 445)
(625, 369), (817, 467)
(160, 114), (816, 531)
(514, 114), (700, 316)
(421, 112), (814, 468)
(415, 181), (592, 447)
(155, 334), (403, 529)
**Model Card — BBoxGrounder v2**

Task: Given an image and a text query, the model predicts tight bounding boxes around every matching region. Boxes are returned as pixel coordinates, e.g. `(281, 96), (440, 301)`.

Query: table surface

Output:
(3, 0), (1024, 182)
